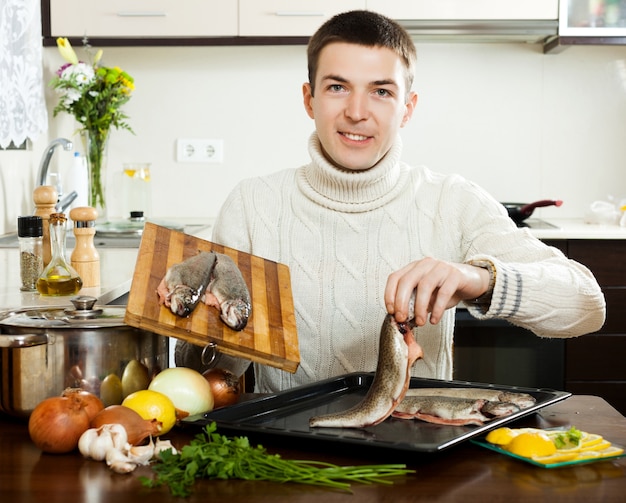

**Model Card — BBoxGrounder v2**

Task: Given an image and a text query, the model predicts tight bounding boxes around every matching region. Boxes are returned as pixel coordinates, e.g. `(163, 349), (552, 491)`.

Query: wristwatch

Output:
(466, 259), (496, 307)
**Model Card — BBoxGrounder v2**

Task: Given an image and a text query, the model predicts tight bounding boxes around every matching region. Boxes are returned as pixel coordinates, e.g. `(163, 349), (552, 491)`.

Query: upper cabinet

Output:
(48, 0), (238, 38)
(365, 0), (558, 20)
(559, 0), (626, 35)
(42, 0), (626, 50)
(239, 0), (365, 37)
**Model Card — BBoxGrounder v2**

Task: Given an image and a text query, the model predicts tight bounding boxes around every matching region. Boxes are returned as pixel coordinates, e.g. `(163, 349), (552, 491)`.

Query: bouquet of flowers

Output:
(50, 37), (134, 216)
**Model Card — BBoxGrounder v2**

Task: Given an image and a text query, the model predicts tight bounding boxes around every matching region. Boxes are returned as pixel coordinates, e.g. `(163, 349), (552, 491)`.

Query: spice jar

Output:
(17, 216), (44, 291)
(36, 213), (83, 296)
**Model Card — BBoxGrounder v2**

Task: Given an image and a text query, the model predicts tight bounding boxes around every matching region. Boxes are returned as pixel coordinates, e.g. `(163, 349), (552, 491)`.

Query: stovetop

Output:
(517, 218), (559, 229)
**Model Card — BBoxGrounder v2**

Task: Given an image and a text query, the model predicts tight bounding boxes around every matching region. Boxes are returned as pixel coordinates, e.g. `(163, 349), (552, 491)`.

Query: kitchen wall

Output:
(1, 41), (626, 235)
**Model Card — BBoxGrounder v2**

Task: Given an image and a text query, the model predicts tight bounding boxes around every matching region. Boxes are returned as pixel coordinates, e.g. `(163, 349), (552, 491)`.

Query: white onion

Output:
(148, 367), (214, 416)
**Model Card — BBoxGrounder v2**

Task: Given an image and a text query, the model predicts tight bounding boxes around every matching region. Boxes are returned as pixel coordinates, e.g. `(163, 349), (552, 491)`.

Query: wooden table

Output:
(1, 395), (625, 502)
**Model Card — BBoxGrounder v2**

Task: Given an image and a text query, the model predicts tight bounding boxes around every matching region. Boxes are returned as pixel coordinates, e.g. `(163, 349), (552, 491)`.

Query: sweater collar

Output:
(297, 132), (409, 213)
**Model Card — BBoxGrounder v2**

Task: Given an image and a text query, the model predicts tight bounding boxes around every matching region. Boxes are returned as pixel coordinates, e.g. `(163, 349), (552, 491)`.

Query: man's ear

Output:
(302, 82), (315, 119)
(401, 91), (418, 128)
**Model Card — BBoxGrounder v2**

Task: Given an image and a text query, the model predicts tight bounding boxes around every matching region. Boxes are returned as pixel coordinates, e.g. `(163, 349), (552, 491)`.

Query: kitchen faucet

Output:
(36, 138), (78, 213)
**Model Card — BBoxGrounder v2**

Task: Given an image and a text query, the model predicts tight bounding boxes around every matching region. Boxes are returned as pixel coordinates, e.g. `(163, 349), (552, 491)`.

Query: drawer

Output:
(566, 334), (626, 380)
(50, 0), (238, 38)
(239, 0), (365, 37)
(567, 240), (626, 287)
(598, 288), (626, 334)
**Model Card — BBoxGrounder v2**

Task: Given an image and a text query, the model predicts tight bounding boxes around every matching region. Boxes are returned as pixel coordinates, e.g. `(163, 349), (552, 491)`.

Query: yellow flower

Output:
(56, 37), (78, 65)
(93, 49), (103, 66)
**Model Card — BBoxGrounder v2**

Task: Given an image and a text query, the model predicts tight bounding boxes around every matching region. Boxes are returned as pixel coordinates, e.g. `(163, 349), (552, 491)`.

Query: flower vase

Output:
(80, 129), (109, 223)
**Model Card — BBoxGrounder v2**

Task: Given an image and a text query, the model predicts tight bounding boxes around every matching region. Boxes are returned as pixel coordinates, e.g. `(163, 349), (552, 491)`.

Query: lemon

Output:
(122, 389), (177, 435)
(504, 431), (557, 458)
(485, 427), (517, 446)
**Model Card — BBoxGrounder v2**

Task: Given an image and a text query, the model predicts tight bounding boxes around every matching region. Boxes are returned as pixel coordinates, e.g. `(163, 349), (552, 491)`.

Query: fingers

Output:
(385, 258), (471, 326)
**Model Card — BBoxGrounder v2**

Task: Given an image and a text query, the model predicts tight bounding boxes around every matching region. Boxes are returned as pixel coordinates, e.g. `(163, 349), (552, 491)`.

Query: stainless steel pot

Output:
(0, 296), (169, 419)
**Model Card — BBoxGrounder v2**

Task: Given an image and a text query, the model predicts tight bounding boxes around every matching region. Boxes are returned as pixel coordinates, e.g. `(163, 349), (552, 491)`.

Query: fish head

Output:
(169, 285), (200, 317)
(220, 299), (251, 331)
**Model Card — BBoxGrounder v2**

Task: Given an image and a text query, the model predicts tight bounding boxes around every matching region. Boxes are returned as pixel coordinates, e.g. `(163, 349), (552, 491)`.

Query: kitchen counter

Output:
(0, 219), (214, 310)
(0, 247), (138, 310)
(527, 218), (626, 240)
(1, 395), (624, 501)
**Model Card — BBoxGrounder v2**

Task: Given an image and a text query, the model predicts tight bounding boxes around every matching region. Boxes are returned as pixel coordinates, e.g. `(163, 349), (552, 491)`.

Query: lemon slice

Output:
(577, 445), (624, 460)
(580, 433), (604, 449)
(532, 451), (579, 465)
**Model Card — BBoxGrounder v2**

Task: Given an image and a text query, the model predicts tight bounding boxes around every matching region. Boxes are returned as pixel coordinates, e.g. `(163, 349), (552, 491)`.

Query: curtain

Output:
(0, 0), (48, 148)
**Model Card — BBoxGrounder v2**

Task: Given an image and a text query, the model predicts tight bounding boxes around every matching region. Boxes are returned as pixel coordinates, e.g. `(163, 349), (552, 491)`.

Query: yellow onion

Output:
(202, 368), (241, 408)
(90, 405), (162, 445)
(28, 395), (91, 453)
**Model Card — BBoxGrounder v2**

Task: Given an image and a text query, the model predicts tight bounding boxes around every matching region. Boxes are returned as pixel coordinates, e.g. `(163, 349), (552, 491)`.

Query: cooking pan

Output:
(0, 296), (169, 419)
(502, 199), (562, 224)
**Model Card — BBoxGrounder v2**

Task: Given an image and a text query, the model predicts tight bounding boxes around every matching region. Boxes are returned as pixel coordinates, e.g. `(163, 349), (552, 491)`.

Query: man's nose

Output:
(345, 92), (369, 121)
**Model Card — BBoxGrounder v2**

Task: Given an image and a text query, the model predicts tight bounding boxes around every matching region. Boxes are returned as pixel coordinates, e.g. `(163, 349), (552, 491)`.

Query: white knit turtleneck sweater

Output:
(206, 133), (605, 393)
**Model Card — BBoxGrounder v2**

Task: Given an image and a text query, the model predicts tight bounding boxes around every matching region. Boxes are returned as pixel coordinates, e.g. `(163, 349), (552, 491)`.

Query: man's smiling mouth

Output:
(342, 132), (370, 141)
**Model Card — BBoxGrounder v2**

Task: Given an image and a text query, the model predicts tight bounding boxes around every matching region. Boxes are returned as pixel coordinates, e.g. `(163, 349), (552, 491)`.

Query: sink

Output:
(0, 222), (212, 249)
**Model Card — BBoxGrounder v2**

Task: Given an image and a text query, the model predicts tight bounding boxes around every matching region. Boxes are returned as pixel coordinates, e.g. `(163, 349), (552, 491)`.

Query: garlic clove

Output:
(153, 438), (178, 458)
(105, 447), (137, 474)
(127, 437), (154, 465)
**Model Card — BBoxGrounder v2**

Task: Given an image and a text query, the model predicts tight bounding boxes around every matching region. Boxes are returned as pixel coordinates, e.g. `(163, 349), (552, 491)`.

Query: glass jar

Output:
(36, 213), (83, 296)
(17, 216), (44, 291)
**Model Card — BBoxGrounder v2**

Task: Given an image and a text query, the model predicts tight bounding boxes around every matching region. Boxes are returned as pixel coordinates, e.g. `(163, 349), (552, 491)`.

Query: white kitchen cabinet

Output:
(365, 0), (558, 20)
(559, 0), (626, 36)
(49, 0), (238, 38)
(238, 0), (365, 37)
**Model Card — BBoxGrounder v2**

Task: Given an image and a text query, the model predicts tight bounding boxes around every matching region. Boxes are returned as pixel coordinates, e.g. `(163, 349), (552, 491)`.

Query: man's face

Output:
(303, 42), (417, 172)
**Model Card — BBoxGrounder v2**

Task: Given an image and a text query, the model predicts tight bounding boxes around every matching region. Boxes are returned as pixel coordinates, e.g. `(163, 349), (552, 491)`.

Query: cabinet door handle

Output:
(274, 11), (324, 17)
(117, 11), (167, 18)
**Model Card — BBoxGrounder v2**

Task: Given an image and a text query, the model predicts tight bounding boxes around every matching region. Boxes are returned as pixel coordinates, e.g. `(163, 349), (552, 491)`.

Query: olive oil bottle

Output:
(37, 213), (83, 296)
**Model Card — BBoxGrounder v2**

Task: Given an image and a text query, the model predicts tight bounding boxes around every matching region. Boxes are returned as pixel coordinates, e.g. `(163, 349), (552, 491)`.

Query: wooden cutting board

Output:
(124, 222), (300, 373)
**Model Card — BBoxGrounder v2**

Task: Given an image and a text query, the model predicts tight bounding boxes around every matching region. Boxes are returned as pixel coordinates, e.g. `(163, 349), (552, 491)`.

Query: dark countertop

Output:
(1, 395), (625, 502)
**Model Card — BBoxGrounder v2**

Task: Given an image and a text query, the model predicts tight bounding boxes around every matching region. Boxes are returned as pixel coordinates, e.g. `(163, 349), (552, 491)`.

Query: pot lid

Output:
(95, 212), (184, 238)
(0, 296), (127, 329)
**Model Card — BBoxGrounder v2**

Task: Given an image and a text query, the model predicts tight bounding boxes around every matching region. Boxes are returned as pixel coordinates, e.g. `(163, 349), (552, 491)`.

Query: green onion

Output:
(140, 422), (414, 497)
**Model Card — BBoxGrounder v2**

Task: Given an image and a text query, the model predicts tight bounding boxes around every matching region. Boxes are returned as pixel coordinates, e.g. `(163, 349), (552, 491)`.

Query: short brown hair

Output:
(307, 10), (416, 98)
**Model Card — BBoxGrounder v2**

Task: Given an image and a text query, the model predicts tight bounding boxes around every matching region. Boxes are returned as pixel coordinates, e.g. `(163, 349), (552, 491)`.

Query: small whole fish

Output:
(156, 251), (216, 317)
(403, 388), (536, 409)
(309, 315), (423, 428)
(203, 253), (252, 331)
(392, 395), (521, 426)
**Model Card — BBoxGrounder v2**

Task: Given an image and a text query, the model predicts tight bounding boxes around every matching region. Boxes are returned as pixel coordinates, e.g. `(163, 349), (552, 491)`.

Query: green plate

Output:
(471, 437), (625, 469)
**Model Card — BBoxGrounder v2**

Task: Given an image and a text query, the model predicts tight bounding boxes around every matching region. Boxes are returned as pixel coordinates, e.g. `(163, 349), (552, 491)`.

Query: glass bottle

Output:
(18, 215), (44, 291)
(36, 213), (83, 296)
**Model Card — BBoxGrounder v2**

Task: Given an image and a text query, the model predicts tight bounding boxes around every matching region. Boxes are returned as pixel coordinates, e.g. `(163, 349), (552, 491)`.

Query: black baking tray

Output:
(182, 372), (571, 454)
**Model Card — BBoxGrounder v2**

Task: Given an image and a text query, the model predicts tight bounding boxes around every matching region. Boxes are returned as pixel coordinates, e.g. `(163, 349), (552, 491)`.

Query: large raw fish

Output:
(156, 251), (252, 331)
(392, 395), (521, 426)
(203, 253), (252, 331)
(156, 251), (216, 317)
(403, 388), (536, 409)
(309, 315), (423, 428)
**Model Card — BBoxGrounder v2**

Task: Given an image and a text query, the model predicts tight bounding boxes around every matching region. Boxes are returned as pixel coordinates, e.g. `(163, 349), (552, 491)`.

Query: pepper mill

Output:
(33, 185), (58, 266)
(69, 206), (100, 288)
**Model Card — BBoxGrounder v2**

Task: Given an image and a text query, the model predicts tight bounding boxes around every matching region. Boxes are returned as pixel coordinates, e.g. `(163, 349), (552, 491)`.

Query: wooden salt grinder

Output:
(69, 206), (100, 287)
(33, 185), (58, 266)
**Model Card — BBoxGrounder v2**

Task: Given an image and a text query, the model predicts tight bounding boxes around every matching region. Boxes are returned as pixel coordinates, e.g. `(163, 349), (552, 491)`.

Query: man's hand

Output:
(384, 257), (491, 326)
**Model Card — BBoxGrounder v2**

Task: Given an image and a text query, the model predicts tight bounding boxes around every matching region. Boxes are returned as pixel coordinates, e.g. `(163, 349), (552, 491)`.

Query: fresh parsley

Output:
(140, 422), (414, 497)
(553, 426), (583, 449)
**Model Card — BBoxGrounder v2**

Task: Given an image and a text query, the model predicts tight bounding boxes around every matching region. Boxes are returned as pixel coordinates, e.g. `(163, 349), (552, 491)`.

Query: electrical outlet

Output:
(176, 138), (224, 163)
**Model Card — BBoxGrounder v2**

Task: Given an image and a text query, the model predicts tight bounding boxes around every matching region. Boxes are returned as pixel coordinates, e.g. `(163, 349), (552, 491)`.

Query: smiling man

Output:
(177, 10), (605, 394)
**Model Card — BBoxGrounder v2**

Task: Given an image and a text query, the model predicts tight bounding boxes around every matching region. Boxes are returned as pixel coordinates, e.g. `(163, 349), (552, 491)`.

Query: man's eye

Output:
(375, 89), (390, 97)
(329, 84), (344, 92)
